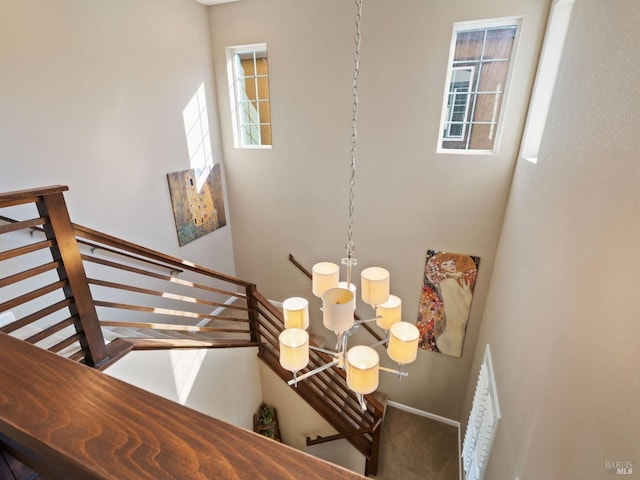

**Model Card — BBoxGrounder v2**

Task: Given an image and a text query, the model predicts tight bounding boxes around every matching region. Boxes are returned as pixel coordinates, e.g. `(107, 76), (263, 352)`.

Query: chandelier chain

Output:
(346, 0), (363, 259)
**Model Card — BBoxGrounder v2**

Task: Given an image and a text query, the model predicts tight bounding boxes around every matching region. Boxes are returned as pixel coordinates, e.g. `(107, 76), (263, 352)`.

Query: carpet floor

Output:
(374, 406), (459, 480)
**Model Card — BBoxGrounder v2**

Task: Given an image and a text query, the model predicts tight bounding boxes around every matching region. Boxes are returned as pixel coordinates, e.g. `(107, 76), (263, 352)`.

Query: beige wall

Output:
(0, 0), (235, 274)
(106, 347), (263, 430)
(209, 0), (551, 419)
(465, 0), (640, 478)
(258, 362), (366, 474)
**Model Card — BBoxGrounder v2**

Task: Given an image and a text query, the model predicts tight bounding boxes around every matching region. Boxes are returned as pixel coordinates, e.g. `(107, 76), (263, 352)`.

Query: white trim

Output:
(386, 400), (460, 428)
(519, 0), (575, 164)
(269, 299), (283, 309)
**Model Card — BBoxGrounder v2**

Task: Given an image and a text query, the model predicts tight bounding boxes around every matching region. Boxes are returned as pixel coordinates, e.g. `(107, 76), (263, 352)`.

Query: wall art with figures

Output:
(416, 249), (480, 358)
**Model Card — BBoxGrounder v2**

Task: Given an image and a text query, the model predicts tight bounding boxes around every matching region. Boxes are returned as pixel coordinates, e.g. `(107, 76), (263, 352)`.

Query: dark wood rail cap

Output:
(0, 185), (68, 203)
(0, 185), (69, 209)
(0, 333), (365, 479)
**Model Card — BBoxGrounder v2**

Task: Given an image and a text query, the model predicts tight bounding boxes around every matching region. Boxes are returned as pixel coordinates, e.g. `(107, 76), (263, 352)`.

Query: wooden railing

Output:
(0, 186), (130, 369)
(0, 185), (384, 477)
(0, 332), (365, 480)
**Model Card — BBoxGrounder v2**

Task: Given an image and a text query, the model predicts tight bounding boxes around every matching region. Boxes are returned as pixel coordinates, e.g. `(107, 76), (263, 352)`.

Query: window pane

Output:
(484, 27), (517, 59)
(454, 30), (484, 61)
(439, 20), (520, 153)
(226, 44), (272, 147)
(477, 61), (509, 92)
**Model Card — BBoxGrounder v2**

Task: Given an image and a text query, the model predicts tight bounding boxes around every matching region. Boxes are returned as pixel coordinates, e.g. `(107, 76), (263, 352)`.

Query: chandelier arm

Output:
(367, 337), (388, 349)
(354, 315), (382, 325)
(379, 365), (409, 378)
(287, 359), (340, 386)
(309, 345), (340, 356)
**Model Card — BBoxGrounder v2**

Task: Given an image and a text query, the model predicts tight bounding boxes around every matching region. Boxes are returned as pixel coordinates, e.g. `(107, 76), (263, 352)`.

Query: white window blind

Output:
(462, 345), (501, 480)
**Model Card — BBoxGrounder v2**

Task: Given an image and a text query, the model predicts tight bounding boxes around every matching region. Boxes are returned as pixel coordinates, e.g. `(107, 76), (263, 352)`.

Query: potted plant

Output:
(254, 403), (279, 441)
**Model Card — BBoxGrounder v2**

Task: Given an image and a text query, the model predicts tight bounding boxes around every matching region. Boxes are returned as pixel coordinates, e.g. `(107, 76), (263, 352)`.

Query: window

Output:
(438, 18), (521, 154)
(226, 44), (272, 148)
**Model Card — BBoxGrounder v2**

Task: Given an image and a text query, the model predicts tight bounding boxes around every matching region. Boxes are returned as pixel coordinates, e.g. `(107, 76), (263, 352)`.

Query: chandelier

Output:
(278, 0), (419, 411)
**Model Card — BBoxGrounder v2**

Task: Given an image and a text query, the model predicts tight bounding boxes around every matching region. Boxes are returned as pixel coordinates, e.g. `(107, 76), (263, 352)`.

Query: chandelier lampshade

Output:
(346, 345), (380, 395)
(279, 328), (310, 373)
(338, 281), (357, 310)
(375, 294), (402, 330)
(388, 322), (420, 365)
(322, 287), (355, 332)
(361, 267), (390, 307)
(282, 297), (309, 329)
(312, 262), (340, 297)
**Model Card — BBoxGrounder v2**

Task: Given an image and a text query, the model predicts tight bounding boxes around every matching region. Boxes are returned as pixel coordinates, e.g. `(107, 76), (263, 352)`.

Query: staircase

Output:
(0, 185), (385, 477)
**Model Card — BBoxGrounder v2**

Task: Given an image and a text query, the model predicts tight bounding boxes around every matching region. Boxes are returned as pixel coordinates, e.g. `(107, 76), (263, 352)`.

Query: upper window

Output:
(438, 18), (521, 154)
(226, 44), (272, 148)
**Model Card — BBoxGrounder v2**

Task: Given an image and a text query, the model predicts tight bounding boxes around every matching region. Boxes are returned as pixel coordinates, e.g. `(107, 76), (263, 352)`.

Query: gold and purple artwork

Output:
(166, 164), (227, 246)
(416, 250), (480, 358)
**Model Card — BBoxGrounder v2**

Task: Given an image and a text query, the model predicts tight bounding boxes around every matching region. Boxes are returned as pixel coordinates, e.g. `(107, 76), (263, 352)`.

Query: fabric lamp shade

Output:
(375, 294), (401, 330)
(282, 297), (309, 329)
(322, 287), (355, 332)
(360, 267), (390, 306)
(346, 345), (379, 395)
(388, 322), (419, 365)
(279, 328), (309, 372)
(338, 281), (357, 310)
(312, 262), (340, 298)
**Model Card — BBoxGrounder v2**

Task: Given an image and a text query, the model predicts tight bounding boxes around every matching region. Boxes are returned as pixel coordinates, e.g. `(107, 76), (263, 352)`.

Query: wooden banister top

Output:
(0, 185), (69, 208)
(0, 333), (365, 479)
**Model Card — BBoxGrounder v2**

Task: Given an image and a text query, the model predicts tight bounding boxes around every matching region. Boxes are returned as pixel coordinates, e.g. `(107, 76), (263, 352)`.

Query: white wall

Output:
(209, 0), (551, 419)
(0, 0), (235, 274)
(465, 0), (640, 478)
(106, 347), (263, 430)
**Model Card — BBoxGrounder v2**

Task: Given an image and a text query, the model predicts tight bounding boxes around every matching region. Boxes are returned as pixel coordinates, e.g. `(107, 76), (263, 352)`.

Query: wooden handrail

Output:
(0, 185), (68, 207)
(73, 223), (253, 289)
(0, 333), (365, 480)
(99, 320), (247, 333)
(0, 214), (186, 275)
(121, 338), (261, 350)
(306, 417), (383, 446)
(0, 186), (383, 476)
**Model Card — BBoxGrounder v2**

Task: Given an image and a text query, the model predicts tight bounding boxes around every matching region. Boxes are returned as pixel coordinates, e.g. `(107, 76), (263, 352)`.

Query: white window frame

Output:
(444, 66), (475, 141)
(437, 17), (523, 155)
(226, 43), (272, 149)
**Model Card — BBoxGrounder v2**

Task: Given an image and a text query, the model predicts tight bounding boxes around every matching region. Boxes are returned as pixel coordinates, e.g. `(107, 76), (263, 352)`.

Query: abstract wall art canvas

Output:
(416, 249), (480, 358)
(166, 164), (227, 246)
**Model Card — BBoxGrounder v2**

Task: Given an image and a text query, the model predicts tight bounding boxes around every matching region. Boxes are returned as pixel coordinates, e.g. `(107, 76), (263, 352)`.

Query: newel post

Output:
(36, 191), (110, 367)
